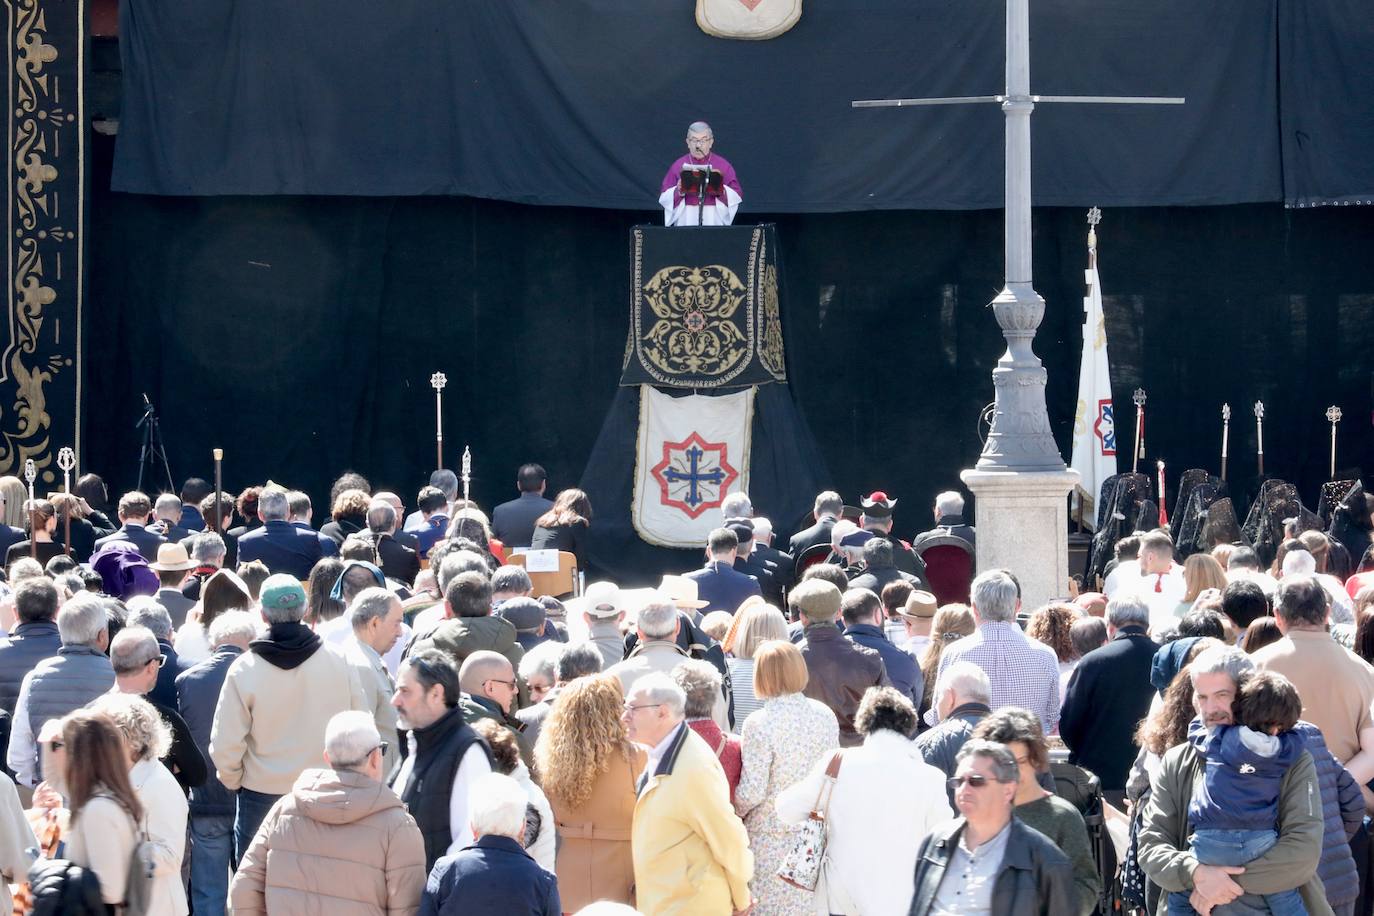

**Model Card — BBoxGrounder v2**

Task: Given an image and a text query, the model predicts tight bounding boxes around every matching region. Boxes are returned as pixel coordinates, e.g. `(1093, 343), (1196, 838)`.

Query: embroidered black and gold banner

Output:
(3, 0), (84, 484)
(621, 224), (786, 390)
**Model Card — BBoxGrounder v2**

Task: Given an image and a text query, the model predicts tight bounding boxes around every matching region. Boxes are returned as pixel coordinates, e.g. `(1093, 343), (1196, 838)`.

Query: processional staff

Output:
(461, 446), (472, 505)
(1254, 401), (1265, 477)
(23, 460), (36, 559)
(1131, 388), (1147, 473)
(1220, 404), (1231, 482)
(213, 449), (224, 531)
(57, 447), (75, 556)
(431, 372), (448, 470)
(1157, 458), (1168, 527)
(1326, 405), (1342, 478)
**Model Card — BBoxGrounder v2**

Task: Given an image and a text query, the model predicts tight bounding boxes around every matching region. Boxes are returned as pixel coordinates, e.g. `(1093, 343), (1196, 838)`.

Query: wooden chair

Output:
(505, 550), (580, 599)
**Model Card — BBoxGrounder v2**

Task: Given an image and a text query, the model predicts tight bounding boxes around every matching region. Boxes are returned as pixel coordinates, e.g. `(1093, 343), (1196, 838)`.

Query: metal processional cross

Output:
(853, 0), (1183, 473)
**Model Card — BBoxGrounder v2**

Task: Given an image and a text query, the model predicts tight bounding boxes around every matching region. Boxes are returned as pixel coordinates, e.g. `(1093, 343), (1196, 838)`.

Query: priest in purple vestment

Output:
(658, 121), (743, 226)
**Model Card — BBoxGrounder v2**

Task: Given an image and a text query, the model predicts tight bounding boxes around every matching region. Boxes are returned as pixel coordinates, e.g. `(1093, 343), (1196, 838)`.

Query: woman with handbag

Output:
(534, 674), (646, 913)
(777, 687), (951, 916)
(54, 709), (142, 913)
(734, 640), (838, 915)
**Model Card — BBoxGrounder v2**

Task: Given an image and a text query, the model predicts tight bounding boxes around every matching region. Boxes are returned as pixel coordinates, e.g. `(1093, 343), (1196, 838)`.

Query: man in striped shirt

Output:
(936, 569), (1061, 734)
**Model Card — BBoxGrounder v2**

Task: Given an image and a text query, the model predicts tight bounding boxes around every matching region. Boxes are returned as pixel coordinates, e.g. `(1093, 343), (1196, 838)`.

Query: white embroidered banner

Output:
(632, 385), (754, 548)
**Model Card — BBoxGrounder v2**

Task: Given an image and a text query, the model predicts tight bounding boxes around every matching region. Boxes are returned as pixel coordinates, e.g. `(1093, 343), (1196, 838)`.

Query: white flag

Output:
(632, 385), (755, 548)
(1069, 228), (1117, 530)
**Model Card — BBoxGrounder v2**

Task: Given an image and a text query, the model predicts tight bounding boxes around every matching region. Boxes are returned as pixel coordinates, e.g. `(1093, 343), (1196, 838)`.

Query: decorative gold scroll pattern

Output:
(641, 264), (749, 380)
(2, 0), (81, 482)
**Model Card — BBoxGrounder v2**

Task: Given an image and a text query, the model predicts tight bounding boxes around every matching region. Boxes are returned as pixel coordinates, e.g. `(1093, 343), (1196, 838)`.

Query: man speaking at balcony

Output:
(659, 121), (743, 226)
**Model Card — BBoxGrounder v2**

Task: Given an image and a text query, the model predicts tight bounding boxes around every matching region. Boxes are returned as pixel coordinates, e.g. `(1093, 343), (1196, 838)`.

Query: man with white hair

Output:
(937, 570), (1061, 734)
(7, 592), (114, 787)
(606, 600), (727, 728)
(749, 516), (796, 599)
(180, 530), (227, 602)
(658, 121), (743, 226)
(419, 772), (561, 915)
(1059, 594), (1160, 800)
(236, 486), (329, 579)
(231, 710), (425, 915)
(346, 587), (403, 776)
(177, 610), (258, 916)
(211, 574), (366, 863)
(721, 490), (752, 523)
(626, 673), (752, 914)
(912, 489), (976, 550)
(914, 660), (993, 805)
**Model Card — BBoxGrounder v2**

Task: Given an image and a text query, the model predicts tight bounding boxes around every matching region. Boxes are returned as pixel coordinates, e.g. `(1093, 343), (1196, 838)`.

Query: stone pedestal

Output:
(960, 467), (1079, 610)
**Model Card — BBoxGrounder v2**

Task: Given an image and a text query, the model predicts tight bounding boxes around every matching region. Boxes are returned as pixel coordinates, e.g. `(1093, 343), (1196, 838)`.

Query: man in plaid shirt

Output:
(936, 569), (1061, 733)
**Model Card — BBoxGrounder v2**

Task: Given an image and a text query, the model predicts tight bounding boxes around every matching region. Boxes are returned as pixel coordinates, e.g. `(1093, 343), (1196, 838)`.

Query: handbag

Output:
(776, 750), (843, 891)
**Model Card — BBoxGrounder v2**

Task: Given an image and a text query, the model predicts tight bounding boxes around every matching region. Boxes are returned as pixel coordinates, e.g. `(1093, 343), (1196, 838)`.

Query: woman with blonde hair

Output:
(918, 604), (976, 724)
(89, 693), (189, 916)
(55, 709), (143, 910)
(534, 674), (645, 912)
(1177, 553), (1228, 617)
(735, 640), (838, 916)
(725, 603), (789, 726)
(0, 476), (27, 529)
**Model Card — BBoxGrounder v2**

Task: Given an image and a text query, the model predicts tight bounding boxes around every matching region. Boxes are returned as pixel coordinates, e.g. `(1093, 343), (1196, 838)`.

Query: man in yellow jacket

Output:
(627, 672), (753, 915)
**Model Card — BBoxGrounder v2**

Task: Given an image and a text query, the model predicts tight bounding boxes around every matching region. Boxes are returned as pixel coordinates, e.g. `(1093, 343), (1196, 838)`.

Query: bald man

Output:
(458, 651), (532, 765)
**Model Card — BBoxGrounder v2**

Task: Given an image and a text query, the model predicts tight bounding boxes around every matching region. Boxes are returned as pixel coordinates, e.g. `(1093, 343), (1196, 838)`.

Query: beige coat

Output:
(346, 640), (400, 777)
(0, 772), (35, 914)
(210, 642), (366, 795)
(65, 794), (137, 907)
(229, 767), (426, 916)
(548, 744), (646, 912)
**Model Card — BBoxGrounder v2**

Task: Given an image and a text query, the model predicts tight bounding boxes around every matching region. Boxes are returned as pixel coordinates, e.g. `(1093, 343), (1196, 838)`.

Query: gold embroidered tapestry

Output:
(621, 224), (786, 389)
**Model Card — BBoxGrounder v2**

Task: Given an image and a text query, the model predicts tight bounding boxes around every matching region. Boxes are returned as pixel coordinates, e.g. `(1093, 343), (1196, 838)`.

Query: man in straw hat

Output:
(150, 542), (198, 628)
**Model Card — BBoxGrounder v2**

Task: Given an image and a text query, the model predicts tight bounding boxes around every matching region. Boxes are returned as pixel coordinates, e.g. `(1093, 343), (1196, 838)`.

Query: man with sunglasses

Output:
(109, 625), (207, 792)
(458, 650), (531, 766)
(909, 739), (1074, 915)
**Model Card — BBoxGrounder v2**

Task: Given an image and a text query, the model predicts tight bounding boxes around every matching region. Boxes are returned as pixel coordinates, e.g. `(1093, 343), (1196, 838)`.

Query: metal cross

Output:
(56, 447), (75, 490)
(461, 445), (472, 504)
(1254, 400), (1265, 476)
(663, 445), (728, 508)
(852, 0), (1182, 473)
(1131, 388), (1146, 472)
(1220, 404), (1231, 482)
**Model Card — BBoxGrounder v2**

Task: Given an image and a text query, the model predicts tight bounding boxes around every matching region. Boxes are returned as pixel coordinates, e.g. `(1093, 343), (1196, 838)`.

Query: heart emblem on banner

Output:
(735, 0), (763, 9)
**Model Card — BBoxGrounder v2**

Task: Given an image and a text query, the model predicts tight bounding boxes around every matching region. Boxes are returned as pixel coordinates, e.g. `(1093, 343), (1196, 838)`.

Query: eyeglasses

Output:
(147, 654), (167, 669)
(372, 741), (389, 758)
(485, 678), (518, 691)
(947, 774), (997, 789)
(622, 702), (664, 714)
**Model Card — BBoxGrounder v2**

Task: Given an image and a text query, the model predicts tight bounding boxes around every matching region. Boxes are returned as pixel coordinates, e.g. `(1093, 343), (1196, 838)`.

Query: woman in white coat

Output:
(777, 686), (952, 916)
(90, 693), (190, 916)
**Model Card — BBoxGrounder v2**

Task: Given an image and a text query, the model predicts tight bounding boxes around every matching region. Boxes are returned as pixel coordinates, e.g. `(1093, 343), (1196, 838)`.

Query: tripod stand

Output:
(136, 394), (174, 494)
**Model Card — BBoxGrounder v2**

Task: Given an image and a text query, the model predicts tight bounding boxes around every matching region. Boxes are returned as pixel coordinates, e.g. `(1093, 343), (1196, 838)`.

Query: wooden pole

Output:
(213, 449), (224, 532)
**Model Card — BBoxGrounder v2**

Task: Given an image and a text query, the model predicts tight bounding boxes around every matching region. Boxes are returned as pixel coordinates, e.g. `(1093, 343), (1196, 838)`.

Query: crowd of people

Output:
(0, 462), (1370, 915)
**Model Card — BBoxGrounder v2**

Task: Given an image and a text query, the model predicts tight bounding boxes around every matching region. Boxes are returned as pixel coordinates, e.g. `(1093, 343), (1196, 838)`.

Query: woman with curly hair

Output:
(917, 604), (975, 726)
(1026, 602), (1081, 706)
(534, 674), (644, 912)
(321, 488), (371, 547)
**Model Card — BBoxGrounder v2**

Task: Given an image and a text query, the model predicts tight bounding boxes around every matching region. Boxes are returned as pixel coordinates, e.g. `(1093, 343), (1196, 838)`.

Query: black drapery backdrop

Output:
(86, 135), (1374, 570)
(110, 0), (1373, 209)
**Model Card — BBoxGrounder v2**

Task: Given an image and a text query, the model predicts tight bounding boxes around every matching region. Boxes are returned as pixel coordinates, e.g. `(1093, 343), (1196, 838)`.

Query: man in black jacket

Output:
(788, 490), (843, 557)
(909, 739), (1073, 916)
(1058, 594), (1159, 803)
